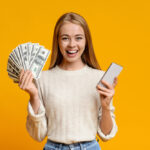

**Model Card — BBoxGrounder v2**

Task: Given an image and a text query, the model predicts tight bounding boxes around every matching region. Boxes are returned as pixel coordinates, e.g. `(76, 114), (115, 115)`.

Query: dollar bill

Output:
(29, 43), (41, 66)
(7, 42), (51, 83)
(8, 55), (22, 70)
(29, 47), (50, 79)
(13, 48), (22, 66)
(26, 42), (33, 66)
(20, 43), (29, 70)
(7, 69), (19, 78)
(7, 58), (21, 73)
(8, 72), (19, 83)
(7, 62), (20, 74)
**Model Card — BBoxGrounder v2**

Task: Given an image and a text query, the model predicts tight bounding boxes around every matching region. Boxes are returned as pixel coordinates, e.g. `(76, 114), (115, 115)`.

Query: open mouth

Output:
(66, 50), (78, 54)
(66, 50), (79, 57)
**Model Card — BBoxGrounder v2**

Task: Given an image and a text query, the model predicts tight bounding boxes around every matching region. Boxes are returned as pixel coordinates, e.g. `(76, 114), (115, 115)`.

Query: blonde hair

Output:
(49, 12), (101, 70)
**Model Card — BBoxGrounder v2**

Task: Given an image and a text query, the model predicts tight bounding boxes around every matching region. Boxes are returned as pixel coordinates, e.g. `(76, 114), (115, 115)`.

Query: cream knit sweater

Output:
(26, 64), (118, 144)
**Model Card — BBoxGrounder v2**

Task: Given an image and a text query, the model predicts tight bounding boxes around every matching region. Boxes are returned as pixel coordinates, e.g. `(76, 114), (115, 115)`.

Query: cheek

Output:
(58, 42), (65, 51)
(59, 41), (68, 50)
(79, 41), (86, 50)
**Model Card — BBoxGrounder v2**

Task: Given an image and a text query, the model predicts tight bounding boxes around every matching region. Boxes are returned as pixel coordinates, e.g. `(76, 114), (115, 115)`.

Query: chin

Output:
(65, 57), (81, 63)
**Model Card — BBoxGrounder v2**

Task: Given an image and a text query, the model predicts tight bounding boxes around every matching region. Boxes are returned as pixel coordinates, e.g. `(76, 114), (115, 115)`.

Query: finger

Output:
(97, 85), (110, 93)
(101, 80), (113, 89)
(22, 71), (33, 90)
(20, 70), (30, 89)
(19, 69), (24, 85)
(26, 72), (34, 87)
(28, 72), (34, 84)
(98, 90), (114, 99)
(98, 90), (111, 97)
(27, 75), (34, 88)
(112, 77), (118, 88)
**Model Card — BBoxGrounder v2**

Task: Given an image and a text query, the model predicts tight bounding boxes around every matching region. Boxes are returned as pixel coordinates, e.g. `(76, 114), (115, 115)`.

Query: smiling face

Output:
(58, 22), (86, 65)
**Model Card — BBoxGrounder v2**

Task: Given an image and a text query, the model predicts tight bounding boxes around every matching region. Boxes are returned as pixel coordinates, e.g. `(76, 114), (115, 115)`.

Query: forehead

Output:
(59, 22), (85, 36)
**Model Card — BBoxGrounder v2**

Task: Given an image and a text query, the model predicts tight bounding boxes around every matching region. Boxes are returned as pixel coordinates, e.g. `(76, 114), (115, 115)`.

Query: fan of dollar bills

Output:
(7, 42), (51, 83)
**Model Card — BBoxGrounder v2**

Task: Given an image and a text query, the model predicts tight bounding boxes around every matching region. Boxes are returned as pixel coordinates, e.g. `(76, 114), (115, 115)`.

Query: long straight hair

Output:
(49, 12), (101, 70)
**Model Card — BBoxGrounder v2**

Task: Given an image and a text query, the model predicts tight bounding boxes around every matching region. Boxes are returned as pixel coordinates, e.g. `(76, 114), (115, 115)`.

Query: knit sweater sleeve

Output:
(26, 77), (47, 142)
(97, 99), (118, 141)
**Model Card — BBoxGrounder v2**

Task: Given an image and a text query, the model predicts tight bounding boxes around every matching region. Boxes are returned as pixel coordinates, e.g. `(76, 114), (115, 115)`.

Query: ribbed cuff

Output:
(97, 118), (118, 141)
(28, 100), (45, 122)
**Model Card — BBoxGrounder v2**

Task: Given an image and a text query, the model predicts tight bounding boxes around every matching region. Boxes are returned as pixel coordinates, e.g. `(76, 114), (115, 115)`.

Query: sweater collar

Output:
(55, 64), (88, 75)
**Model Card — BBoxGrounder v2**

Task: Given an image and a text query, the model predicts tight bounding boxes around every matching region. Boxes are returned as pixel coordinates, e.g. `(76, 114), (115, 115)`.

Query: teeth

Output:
(67, 50), (78, 54)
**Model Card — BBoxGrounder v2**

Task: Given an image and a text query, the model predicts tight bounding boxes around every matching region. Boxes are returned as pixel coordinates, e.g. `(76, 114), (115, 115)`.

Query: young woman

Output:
(19, 12), (118, 150)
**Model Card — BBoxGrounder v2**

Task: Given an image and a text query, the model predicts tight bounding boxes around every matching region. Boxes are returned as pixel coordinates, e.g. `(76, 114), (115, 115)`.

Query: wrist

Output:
(30, 92), (39, 102)
(102, 106), (111, 112)
(29, 94), (40, 114)
(29, 90), (38, 98)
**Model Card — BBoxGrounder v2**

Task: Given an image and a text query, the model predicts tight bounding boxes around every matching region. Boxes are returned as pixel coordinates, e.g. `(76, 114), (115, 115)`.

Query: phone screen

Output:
(97, 62), (123, 88)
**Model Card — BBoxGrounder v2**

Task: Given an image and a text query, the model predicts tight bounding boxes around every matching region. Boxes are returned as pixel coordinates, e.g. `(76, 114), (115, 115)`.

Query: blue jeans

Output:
(43, 139), (101, 150)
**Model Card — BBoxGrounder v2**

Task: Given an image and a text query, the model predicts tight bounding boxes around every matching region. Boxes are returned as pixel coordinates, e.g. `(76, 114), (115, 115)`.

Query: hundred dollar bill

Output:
(8, 55), (22, 70)
(7, 58), (21, 73)
(29, 47), (50, 79)
(29, 43), (42, 67)
(12, 49), (21, 66)
(7, 42), (51, 83)
(7, 69), (19, 78)
(7, 62), (20, 75)
(26, 42), (33, 67)
(10, 50), (20, 67)
(8, 72), (19, 83)
(9, 53), (20, 67)
(17, 45), (25, 69)
(20, 43), (29, 70)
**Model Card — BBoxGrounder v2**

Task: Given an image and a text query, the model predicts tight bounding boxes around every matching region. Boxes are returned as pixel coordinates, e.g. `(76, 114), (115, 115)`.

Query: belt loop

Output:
(68, 144), (74, 150)
(79, 142), (85, 150)
(59, 143), (62, 150)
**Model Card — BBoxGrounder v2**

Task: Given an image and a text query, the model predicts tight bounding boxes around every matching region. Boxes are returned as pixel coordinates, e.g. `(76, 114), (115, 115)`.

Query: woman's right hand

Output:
(19, 69), (40, 114)
(19, 69), (38, 97)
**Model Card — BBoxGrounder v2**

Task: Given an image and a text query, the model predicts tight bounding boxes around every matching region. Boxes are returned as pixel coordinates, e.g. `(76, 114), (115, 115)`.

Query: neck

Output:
(59, 60), (85, 71)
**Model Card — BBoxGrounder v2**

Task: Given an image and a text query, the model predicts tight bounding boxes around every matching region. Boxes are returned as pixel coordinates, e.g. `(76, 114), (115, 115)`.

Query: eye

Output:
(76, 37), (83, 40)
(62, 37), (69, 40)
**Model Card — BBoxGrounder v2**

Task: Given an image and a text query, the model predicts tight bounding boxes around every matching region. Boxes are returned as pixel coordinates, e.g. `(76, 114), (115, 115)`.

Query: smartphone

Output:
(97, 62), (123, 88)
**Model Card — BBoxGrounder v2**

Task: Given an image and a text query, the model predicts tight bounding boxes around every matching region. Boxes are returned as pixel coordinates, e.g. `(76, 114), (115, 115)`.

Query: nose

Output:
(68, 39), (76, 48)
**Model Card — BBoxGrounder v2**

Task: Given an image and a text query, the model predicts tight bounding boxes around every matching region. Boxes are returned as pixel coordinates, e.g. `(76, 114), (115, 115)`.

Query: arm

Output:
(30, 93), (40, 114)
(26, 99), (48, 142)
(19, 70), (47, 142)
(97, 100), (118, 141)
(100, 107), (113, 135)
(96, 77), (118, 141)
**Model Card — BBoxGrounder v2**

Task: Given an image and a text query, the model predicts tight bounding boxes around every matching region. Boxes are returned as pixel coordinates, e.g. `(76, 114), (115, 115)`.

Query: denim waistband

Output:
(46, 139), (97, 149)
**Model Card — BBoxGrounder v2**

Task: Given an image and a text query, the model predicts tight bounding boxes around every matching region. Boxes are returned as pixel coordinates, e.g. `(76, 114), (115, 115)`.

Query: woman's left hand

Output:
(96, 77), (118, 110)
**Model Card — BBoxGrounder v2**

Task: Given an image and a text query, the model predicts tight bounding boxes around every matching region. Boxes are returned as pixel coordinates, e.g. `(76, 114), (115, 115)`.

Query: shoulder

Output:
(36, 67), (56, 84)
(85, 66), (106, 85)
(87, 65), (105, 77)
(40, 67), (56, 78)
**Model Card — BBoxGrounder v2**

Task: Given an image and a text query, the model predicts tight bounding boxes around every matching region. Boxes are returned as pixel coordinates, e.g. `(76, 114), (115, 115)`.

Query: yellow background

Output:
(0, 0), (150, 149)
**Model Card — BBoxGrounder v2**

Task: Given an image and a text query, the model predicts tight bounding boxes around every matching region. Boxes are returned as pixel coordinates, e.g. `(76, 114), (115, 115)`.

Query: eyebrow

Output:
(60, 34), (84, 37)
